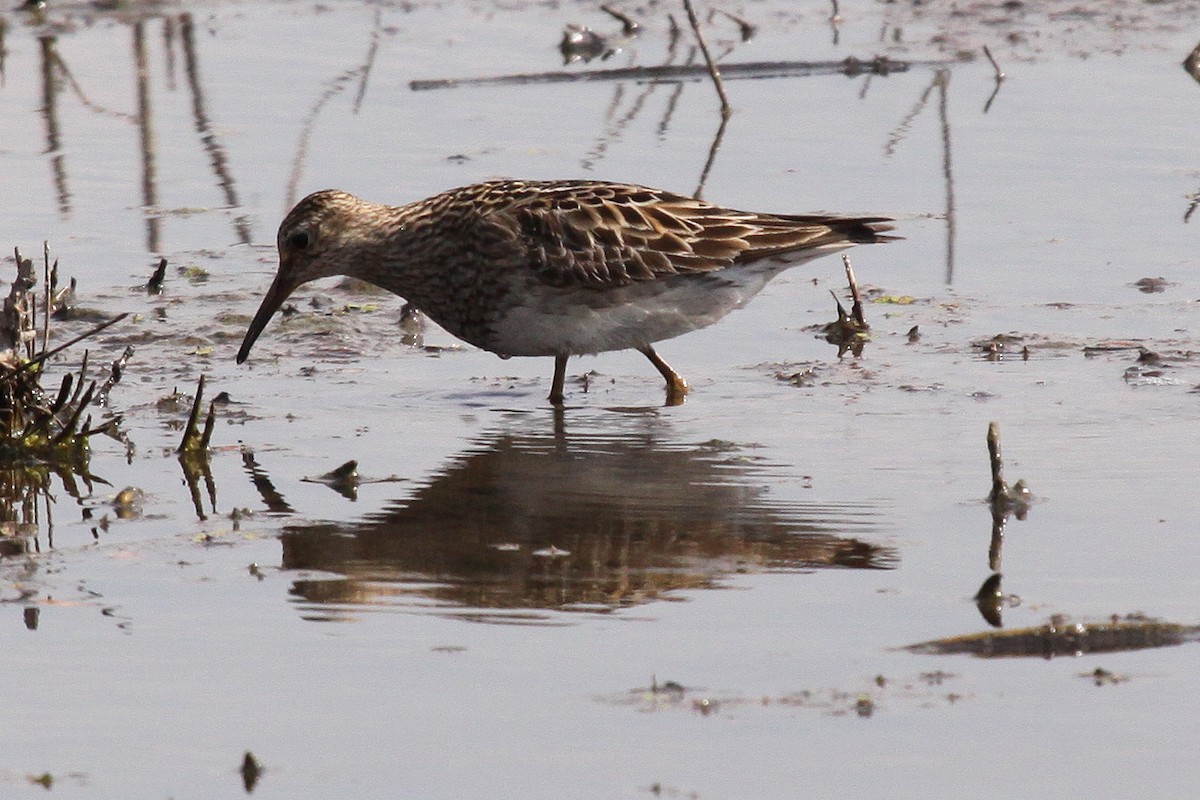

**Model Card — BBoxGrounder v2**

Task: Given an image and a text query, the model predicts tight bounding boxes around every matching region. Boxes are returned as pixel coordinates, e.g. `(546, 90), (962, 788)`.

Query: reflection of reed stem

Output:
(286, 68), (359, 209)
(180, 14), (251, 244)
(38, 36), (70, 216)
(48, 49), (133, 120)
(352, 8), (383, 113)
(682, 0), (730, 118)
(162, 16), (177, 91)
(583, 13), (690, 169)
(936, 69), (955, 284)
(287, 14), (392, 208)
(693, 112), (728, 200)
(133, 22), (160, 253)
(884, 73), (934, 158)
(241, 448), (295, 514)
(1, 18), (8, 84)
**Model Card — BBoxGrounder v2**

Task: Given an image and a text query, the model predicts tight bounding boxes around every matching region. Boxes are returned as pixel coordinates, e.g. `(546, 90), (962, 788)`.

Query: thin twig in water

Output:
(8, 313), (129, 378)
(682, 0), (731, 118)
(842, 254), (867, 329)
(41, 242), (51, 358)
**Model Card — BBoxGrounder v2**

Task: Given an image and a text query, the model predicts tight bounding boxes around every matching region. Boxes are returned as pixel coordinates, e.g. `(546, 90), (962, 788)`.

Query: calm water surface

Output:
(2, 0), (1199, 797)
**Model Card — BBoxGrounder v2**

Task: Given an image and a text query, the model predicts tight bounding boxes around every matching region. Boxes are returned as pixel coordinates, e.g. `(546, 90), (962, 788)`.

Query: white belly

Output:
(488, 263), (793, 357)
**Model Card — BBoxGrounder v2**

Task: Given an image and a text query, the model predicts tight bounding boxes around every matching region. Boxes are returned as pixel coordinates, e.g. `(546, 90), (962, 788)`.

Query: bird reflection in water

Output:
(278, 425), (897, 622)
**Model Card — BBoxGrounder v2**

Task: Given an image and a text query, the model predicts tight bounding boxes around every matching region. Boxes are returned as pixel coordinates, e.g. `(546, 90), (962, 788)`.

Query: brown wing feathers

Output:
(503, 183), (892, 290)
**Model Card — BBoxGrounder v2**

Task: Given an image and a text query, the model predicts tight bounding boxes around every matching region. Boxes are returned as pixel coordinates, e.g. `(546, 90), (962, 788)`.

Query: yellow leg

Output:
(638, 345), (688, 406)
(548, 355), (568, 405)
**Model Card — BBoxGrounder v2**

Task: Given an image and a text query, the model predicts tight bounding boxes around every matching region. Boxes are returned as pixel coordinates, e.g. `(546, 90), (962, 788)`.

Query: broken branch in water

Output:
(981, 422), (1034, 614)
(987, 422), (1032, 507)
(822, 255), (870, 355)
(986, 420), (1007, 505)
(147, 257), (167, 294)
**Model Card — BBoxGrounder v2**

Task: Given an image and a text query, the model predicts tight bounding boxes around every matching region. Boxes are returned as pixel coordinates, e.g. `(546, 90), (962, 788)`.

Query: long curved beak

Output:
(237, 268), (299, 364)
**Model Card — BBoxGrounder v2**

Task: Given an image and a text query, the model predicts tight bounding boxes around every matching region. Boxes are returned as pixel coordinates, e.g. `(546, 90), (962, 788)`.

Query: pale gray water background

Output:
(2, 0), (1200, 797)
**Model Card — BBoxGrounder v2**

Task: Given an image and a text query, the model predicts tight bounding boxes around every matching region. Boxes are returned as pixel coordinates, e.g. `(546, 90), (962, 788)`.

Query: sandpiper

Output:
(237, 180), (895, 404)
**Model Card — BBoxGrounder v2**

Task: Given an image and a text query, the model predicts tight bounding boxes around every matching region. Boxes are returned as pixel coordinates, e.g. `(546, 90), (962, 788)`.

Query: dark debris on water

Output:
(905, 615), (1200, 659)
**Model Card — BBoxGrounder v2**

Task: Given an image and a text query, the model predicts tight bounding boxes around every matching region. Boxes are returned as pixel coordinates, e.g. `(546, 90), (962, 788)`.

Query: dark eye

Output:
(287, 230), (312, 250)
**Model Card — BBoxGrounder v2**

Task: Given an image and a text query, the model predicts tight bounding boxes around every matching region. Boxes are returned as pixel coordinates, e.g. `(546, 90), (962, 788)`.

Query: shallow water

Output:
(2, 0), (1200, 797)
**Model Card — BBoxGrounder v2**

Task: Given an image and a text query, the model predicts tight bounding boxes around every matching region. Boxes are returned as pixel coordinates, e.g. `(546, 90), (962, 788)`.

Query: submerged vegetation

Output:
(0, 246), (130, 553)
(0, 246), (127, 466)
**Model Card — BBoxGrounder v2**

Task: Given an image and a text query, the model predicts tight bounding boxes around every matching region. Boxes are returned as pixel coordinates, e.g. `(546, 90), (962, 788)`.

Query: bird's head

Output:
(236, 190), (365, 364)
